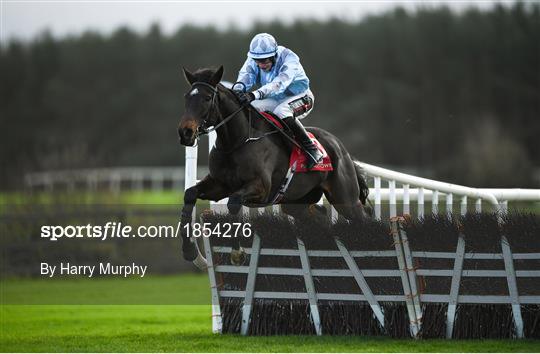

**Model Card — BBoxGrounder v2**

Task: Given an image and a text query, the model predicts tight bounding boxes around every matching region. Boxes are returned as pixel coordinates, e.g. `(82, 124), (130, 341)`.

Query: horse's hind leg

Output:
(323, 162), (368, 221)
(281, 187), (331, 237)
(281, 187), (326, 218)
(324, 185), (367, 221)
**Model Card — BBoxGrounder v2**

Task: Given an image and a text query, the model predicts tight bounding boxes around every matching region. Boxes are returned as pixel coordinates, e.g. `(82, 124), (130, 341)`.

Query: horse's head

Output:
(178, 66), (224, 146)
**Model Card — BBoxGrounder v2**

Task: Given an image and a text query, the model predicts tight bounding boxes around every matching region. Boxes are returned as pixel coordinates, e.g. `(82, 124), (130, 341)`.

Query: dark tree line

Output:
(1, 2), (539, 189)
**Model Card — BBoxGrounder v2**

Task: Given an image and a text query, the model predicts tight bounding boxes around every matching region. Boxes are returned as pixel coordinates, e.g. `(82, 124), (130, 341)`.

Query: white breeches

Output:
(251, 89), (314, 120)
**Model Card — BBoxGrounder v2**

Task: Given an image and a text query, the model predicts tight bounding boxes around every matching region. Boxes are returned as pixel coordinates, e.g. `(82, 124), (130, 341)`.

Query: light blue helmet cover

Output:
(248, 33), (278, 59)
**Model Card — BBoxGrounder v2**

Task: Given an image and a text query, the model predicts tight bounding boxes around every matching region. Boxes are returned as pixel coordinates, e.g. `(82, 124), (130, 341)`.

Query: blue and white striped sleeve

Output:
(254, 51), (300, 99)
(236, 58), (257, 91)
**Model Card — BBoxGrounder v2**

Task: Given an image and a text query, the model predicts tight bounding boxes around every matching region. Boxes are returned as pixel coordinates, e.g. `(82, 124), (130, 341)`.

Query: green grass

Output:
(1, 305), (538, 352)
(0, 190), (218, 216)
(1, 274), (539, 352)
(0, 190), (184, 206)
(1, 274), (210, 305)
(1, 191), (539, 213)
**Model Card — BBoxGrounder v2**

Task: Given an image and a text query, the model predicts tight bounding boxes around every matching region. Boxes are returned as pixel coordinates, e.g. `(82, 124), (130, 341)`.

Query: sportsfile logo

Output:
(40, 222), (182, 241)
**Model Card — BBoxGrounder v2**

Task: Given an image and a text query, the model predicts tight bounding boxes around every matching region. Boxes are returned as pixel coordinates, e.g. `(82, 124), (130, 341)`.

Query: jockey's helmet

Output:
(248, 33), (278, 59)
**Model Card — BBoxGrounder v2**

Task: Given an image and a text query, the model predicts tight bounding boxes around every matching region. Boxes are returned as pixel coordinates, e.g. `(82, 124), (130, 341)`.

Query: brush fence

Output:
(185, 130), (540, 338)
(201, 215), (539, 338)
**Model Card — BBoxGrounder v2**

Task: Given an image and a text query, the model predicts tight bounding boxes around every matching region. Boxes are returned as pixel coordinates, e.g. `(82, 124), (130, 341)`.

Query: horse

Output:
(178, 66), (369, 269)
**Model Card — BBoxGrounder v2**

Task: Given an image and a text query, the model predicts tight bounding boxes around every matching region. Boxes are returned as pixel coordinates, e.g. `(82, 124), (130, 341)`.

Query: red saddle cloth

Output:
(258, 112), (333, 173)
(290, 133), (333, 172)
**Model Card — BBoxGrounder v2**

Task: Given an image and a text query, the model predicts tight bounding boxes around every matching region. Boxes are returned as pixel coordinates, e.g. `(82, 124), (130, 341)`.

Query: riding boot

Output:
(283, 116), (324, 169)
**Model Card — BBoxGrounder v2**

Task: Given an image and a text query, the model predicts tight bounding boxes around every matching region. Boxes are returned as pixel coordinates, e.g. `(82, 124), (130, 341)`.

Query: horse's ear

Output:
(182, 67), (197, 85)
(209, 65), (224, 86)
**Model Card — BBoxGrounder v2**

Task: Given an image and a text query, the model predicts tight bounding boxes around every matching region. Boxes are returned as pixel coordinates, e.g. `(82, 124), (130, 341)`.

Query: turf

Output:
(1, 191), (538, 213)
(0, 190), (184, 205)
(1, 274), (210, 305)
(1, 305), (538, 352)
(1, 275), (539, 352)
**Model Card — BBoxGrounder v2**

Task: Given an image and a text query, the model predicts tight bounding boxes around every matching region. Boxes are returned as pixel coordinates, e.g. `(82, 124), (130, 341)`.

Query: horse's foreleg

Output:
(181, 186), (199, 262)
(227, 179), (269, 265)
(181, 175), (230, 265)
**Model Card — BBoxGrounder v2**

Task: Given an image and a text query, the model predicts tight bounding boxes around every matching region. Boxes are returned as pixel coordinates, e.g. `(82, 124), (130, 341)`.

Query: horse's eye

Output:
(203, 96), (212, 101)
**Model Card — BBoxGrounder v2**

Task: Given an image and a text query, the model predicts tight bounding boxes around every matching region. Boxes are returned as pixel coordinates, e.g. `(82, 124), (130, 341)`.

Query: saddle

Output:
(259, 111), (333, 173)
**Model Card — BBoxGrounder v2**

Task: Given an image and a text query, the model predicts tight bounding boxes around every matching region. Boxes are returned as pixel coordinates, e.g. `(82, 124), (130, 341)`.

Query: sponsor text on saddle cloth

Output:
(259, 112), (333, 172)
(289, 136), (332, 172)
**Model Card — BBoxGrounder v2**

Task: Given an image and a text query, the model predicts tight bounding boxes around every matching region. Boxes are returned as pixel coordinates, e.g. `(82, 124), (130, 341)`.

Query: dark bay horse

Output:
(178, 66), (369, 268)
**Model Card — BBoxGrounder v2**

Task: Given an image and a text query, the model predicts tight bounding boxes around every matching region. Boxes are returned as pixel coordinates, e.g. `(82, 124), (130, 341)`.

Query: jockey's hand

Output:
(236, 91), (255, 106)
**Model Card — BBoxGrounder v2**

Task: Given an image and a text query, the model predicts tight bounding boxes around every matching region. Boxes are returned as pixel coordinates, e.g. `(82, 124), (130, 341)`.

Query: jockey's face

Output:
(255, 57), (273, 72)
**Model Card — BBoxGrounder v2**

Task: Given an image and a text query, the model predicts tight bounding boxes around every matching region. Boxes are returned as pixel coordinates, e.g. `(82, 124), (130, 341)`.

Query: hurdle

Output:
(185, 127), (540, 338)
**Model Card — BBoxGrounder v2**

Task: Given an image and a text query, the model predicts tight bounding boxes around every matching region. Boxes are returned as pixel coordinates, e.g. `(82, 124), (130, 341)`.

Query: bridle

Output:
(186, 81), (244, 138)
(184, 81), (299, 154)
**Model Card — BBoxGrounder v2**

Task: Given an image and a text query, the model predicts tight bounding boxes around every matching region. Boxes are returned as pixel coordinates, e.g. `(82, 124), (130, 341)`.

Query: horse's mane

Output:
(192, 67), (278, 134)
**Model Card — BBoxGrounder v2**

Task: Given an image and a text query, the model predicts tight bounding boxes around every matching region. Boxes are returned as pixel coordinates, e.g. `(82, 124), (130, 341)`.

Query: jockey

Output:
(233, 33), (324, 169)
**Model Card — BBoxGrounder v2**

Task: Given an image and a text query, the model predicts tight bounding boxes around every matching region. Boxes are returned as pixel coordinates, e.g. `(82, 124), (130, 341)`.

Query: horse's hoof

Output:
(230, 248), (246, 266)
(192, 253), (208, 270)
(201, 209), (215, 217)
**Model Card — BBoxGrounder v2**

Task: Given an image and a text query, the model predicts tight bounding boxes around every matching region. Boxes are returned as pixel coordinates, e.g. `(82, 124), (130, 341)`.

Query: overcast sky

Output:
(1, 1), (518, 42)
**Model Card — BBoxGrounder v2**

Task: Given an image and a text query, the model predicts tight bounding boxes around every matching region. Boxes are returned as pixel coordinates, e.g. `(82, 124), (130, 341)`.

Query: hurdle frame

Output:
(184, 129), (540, 338)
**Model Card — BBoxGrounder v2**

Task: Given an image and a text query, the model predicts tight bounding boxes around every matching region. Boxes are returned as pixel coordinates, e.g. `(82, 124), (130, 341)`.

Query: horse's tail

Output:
(354, 161), (371, 207)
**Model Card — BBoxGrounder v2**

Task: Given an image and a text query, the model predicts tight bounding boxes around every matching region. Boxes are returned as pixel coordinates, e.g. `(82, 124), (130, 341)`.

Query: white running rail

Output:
(356, 161), (540, 220)
(186, 133), (540, 221)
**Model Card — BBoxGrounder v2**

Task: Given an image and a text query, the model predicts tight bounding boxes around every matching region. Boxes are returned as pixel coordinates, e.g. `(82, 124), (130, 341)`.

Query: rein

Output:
(187, 81), (302, 153)
(203, 106), (244, 134)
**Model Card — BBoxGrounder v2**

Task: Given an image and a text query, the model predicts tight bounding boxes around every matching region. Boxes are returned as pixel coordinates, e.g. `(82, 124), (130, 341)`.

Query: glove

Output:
(236, 91), (255, 106)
